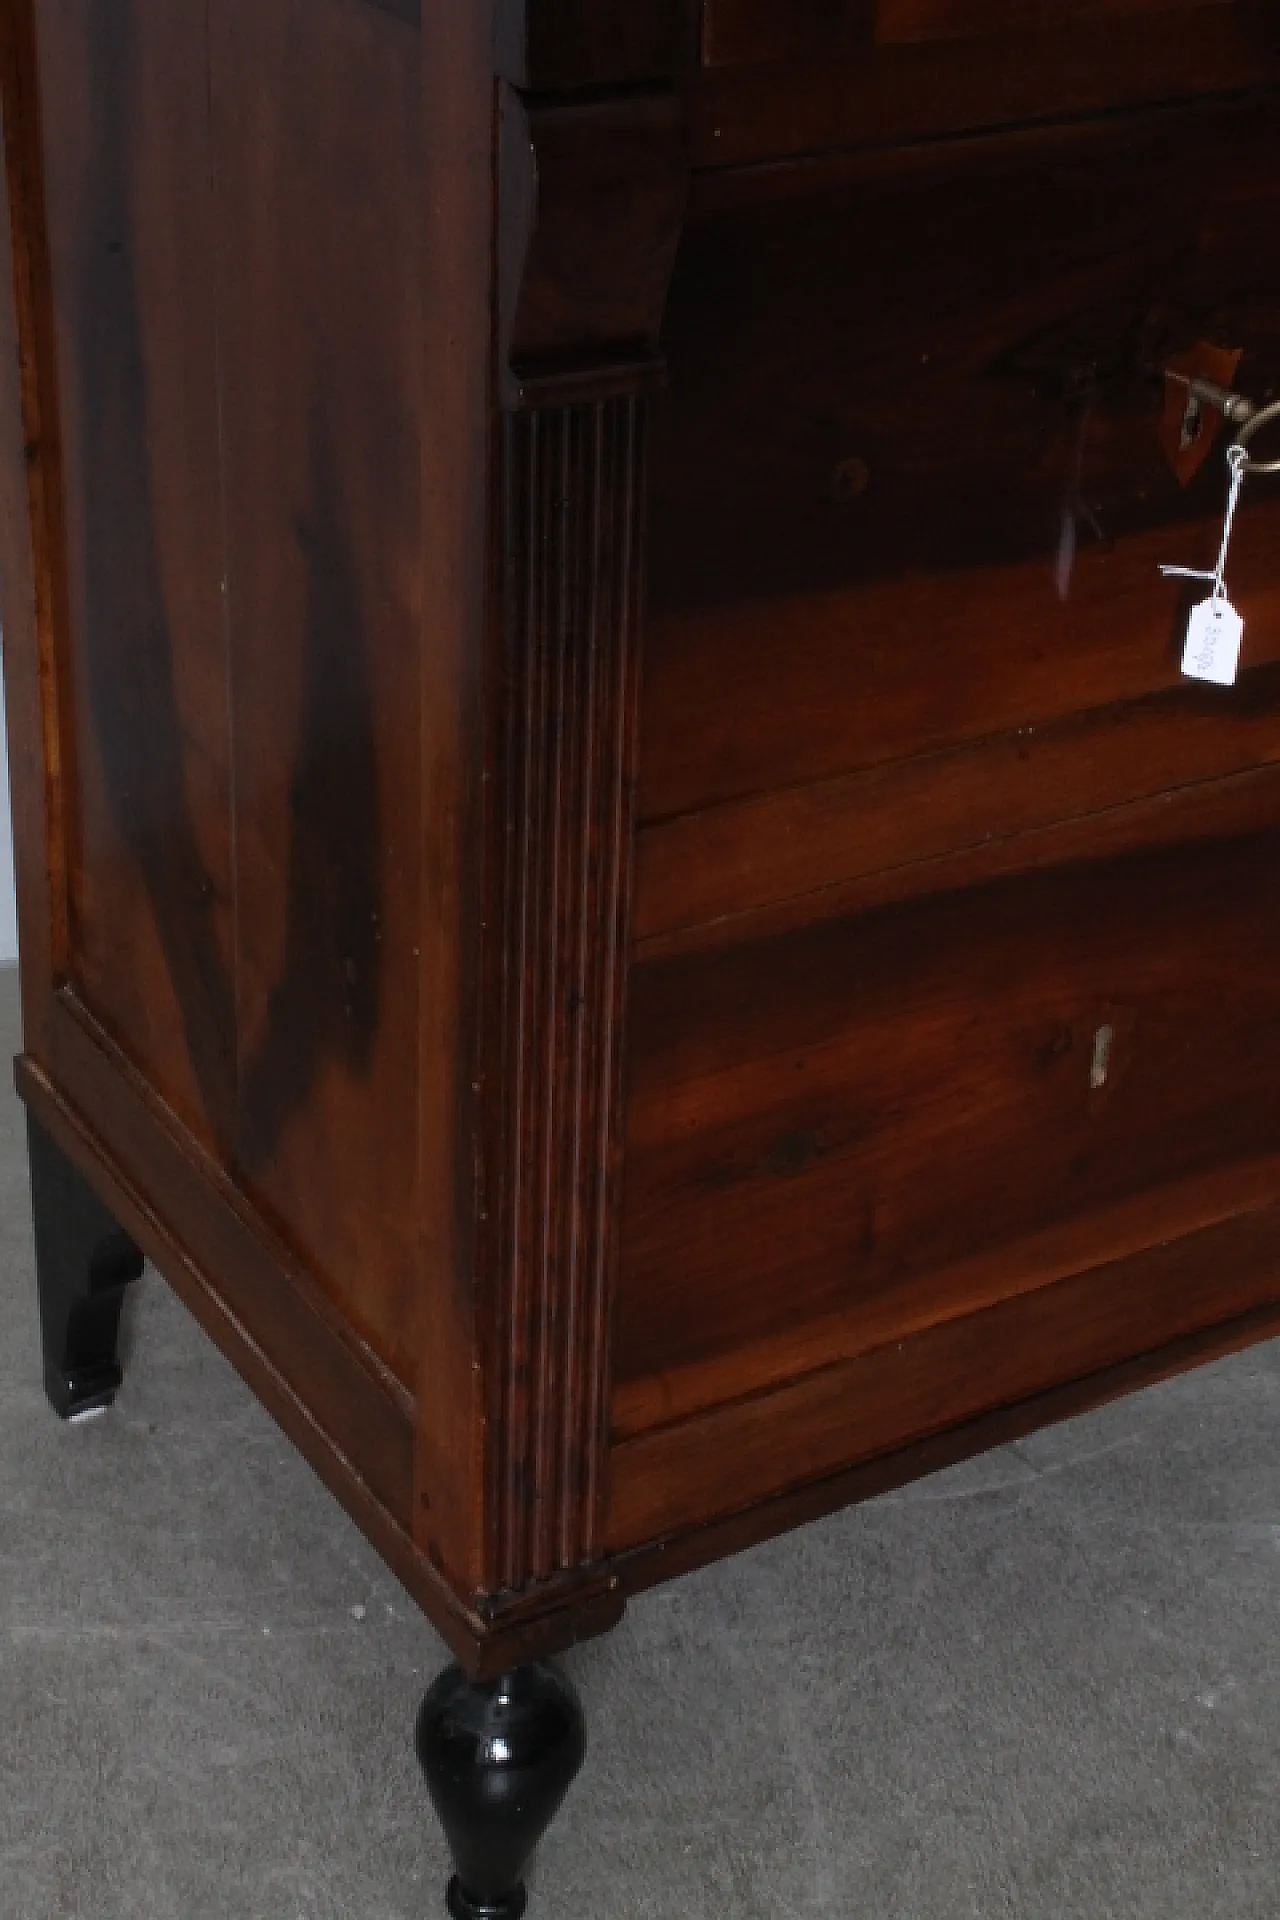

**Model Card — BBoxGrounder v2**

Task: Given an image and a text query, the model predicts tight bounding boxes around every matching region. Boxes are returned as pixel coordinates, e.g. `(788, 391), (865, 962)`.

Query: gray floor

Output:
(4, 971), (1280, 1918)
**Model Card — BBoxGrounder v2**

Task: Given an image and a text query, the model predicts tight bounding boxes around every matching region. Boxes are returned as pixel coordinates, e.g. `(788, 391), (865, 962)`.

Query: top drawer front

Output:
(643, 103), (1280, 852)
(694, 3), (1280, 167)
(705, 0), (1239, 67)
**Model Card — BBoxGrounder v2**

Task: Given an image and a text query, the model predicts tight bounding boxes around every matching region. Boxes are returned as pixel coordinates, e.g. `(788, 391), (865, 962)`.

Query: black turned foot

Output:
(415, 1660), (586, 1920)
(27, 1116), (144, 1420)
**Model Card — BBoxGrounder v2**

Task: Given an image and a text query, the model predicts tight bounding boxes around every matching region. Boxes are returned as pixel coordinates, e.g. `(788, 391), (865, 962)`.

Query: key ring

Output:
(1234, 396), (1280, 476)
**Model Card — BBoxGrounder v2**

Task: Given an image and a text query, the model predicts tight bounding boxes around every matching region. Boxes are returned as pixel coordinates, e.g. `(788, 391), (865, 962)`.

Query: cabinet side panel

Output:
(413, 0), (494, 1586)
(0, 2), (62, 1039)
(206, 0), (425, 1389)
(31, 0), (236, 1146)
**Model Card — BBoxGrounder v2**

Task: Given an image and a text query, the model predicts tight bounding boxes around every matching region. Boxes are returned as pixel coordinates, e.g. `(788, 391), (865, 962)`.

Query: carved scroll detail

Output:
(487, 394), (649, 1589)
(498, 84), (689, 410)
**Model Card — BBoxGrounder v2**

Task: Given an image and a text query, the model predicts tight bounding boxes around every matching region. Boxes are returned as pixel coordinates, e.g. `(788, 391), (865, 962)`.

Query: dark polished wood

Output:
(27, 1110), (143, 1418)
(416, 1661), (587, 1920)
(496, 0), (698, 90)
(693, 2), (1280, 167)
(5, 0), (1280, 1911)
(498, 87), (689, 406)
(482, 393), (649, 1592)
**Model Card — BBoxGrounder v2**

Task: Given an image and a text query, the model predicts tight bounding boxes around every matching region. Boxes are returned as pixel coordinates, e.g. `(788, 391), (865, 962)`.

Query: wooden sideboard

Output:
(5, 1), (1280, 1911)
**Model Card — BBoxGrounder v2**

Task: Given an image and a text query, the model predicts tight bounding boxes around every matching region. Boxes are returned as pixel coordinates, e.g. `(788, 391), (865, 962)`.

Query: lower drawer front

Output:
(616, 811), (1280, 1441)
(606, 1201), (1280, 1551)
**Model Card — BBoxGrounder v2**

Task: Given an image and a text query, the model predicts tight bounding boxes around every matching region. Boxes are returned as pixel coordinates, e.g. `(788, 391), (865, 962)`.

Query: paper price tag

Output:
(1161, 442), (1250, 685)
(1182, 597), (1243, 687)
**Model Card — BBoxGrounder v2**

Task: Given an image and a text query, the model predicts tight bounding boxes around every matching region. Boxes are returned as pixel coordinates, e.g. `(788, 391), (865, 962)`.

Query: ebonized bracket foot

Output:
(27, 1115), (144, 1419)
(415, 1659), (587, 1920)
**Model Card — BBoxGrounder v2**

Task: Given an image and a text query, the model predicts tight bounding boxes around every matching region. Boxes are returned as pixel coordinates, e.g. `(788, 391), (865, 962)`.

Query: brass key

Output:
(1163, 369), (1280, 474)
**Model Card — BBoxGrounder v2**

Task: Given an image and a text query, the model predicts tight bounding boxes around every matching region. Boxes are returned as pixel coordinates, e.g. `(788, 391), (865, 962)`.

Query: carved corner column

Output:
(480, 84), (689, 1603)
(490, 390), (648, 1594)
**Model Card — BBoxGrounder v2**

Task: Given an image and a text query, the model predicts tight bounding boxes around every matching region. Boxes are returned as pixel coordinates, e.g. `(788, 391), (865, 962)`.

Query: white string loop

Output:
(1160, 443), (1250, 607)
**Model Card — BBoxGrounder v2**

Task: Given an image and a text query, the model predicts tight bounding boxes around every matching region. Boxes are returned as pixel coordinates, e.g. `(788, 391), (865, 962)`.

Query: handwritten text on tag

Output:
(1182, 597), (1243, 687)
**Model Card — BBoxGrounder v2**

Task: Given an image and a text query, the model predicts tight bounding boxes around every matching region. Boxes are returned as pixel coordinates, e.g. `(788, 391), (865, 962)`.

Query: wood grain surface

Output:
(6, 0), (1280, 1670)
(497, 0), (697, 90)
(618, 819), (1280, 1428)
(207, 0), (424, 1384)
(483, 397), (649, 1589)
(608, 1203), (1280, 1550)
(644, 105), (1280, 829)
(614, 87), (1280, 1547)
(34, 0), (235, 1150)
(693, 3), (1280, 166)
(704, 0), (1244, 67)
(23, 0), (425, 1384)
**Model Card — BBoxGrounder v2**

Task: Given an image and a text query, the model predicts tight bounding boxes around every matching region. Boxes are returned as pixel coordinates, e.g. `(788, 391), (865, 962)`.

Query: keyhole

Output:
(1179, 394), (1205, 452)
(1090, 1024), (1115, 1091)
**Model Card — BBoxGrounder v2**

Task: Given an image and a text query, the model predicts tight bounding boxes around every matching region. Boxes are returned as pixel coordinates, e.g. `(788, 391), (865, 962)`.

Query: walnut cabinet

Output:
(5, 2), (1280, 1910)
